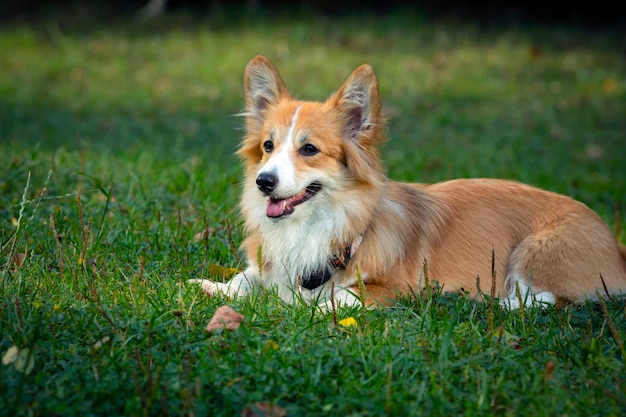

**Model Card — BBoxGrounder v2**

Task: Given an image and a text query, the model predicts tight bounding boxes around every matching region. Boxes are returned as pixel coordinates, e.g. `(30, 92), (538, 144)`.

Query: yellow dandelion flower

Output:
(339, 317), (357, 327)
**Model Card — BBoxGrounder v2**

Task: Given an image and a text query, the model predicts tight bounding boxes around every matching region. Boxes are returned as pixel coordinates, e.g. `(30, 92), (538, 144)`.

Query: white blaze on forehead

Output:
(286, 105), (301, 146)
(258, 106), (302, 195)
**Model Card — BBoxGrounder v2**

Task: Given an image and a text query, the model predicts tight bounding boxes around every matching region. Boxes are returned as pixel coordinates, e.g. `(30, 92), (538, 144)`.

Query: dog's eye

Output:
(263, 141), (274, 153)
(299, 143), (319, 156)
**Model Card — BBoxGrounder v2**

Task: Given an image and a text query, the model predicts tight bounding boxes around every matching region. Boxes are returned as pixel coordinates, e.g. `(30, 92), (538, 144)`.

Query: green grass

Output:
(1, 8), (626, 416)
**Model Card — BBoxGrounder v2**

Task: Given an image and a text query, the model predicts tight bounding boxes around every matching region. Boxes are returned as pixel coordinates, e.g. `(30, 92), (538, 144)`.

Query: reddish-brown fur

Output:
(344, 180), (626, 305)
(229, 55), (626, 307)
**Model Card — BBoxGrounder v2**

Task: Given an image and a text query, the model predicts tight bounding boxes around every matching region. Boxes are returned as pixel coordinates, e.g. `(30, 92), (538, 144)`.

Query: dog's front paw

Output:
(187, 279), (219, 296)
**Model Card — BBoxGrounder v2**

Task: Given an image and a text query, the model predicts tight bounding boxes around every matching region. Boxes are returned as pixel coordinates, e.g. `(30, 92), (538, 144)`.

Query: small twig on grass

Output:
(496, 324), (506, 345)
(79, 218), (91, 268)
(407, 285), (420, 306)
(225, 218), (240, 265)
(78, 141), (87, 186)
(600, 274), (614, 302)
(87, 273), (100, 303)
(101, 256), (107, 280)
(330, 282), (338, 326)
(422, 259), (430, 299)
(50, 212), (64, 275)
(597, 291), (626, 365)
(95, 304), (117, 330)
(2, 171), (30, 270)
(488, 246), (497, 334)
(514, 280), (527, 334)
(515, 280), (525, 322)
(490, 247), (496, 301)
(139, 255), (145, 284)
(93, 180), (114, 245)
(355, 263), (366, 311)
(77, 188), (85, 239)
(27, 169), (52, 225)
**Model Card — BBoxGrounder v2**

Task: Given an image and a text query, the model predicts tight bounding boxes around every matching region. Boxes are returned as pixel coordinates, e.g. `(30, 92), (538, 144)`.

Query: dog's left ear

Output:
(332, 64), (382, 143)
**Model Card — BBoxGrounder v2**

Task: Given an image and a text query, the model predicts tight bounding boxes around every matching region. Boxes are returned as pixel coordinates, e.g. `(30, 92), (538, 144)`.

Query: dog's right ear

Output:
(244, 56), (289, 127)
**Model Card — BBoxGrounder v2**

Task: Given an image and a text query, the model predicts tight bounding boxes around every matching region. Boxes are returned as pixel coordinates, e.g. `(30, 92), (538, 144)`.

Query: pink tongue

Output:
(266, 189), (310, 218)
(266, 198), (292, 217)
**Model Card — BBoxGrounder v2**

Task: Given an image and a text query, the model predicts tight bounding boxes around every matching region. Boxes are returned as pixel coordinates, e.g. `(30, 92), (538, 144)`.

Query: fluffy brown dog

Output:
(190, 55), (626, 310)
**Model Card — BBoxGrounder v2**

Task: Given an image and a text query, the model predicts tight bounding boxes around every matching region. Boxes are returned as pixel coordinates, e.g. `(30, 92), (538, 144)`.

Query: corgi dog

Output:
(189, 55), (626, 309)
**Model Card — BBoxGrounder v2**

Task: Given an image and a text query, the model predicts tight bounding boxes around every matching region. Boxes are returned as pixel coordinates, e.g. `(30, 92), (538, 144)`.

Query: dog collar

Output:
(301, 235), (363, 290)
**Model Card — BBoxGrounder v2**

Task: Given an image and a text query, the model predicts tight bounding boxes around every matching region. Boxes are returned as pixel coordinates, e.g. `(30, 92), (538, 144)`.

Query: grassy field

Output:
(1, 7), (626, 416)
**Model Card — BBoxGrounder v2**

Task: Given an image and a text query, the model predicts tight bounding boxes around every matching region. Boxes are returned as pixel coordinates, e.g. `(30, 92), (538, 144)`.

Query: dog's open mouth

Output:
(266, 183), (322, 218)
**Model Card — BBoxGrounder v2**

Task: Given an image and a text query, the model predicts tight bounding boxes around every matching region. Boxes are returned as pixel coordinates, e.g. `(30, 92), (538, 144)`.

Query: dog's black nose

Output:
(256, 173), (278, 194)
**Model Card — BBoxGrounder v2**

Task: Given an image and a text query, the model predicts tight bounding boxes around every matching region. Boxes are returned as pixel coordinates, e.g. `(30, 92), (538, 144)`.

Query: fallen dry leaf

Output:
(206, 305), (244, 332)
(12, 252), (26, 269)
(241, 402), (287, 417)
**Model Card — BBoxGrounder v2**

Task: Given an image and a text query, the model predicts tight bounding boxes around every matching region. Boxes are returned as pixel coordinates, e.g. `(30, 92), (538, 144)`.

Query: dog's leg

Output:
(315, 282), (399, 312)
(316, 286), (362, 312)
(188, 267), (259, 298)
(500, 275), (556, 309)
(501, 212), (626, 307)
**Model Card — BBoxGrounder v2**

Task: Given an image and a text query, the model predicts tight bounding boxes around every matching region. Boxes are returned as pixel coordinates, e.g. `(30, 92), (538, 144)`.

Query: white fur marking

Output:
(501, 275), (555, 309)
(187, 267), (260, 298)
(286, 105), (301, 146)
(317, 286), (362, 312)
(258, 106), (302, 196)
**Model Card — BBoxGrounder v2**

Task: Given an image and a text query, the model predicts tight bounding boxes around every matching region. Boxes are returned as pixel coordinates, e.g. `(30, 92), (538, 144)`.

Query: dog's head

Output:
(238, 55), (387, 221)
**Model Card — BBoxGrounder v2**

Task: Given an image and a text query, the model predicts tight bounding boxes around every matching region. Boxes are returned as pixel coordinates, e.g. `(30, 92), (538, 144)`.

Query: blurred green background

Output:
(2, 2), (624, 226)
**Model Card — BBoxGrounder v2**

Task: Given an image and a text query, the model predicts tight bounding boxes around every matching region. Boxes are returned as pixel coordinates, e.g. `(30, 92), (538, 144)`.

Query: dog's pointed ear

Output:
(332, 64), (381, 143)
(244, 56), (290, 124)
